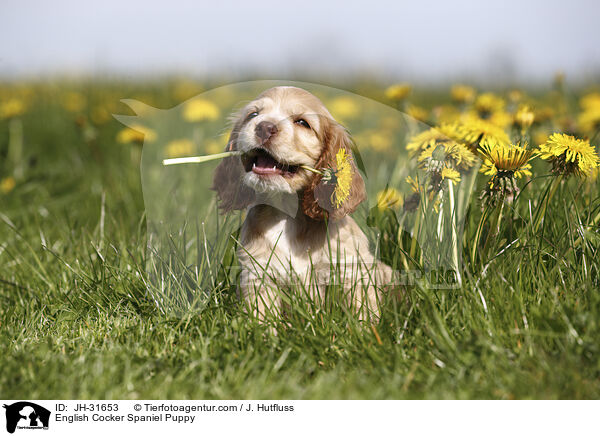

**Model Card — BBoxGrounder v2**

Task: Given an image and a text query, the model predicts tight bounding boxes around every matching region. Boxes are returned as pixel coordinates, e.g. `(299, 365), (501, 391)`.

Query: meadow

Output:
(1, 77), (599, 399)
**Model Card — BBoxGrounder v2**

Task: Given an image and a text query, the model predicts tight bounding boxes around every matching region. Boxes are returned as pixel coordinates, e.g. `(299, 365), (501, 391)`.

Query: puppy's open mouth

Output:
(241, 148), (299, 177)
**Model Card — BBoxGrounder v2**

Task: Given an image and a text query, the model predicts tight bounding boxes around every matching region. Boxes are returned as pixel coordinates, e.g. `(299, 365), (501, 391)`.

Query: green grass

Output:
(1, 80), (599, 399)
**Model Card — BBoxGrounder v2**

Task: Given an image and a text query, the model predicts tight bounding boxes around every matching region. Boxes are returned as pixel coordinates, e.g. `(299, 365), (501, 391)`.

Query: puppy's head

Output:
(212, 86), (365, 220)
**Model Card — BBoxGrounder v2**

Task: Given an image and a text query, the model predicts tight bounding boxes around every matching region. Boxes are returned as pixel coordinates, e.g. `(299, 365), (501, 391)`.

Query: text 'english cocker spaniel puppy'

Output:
(212, 86), (392, 323)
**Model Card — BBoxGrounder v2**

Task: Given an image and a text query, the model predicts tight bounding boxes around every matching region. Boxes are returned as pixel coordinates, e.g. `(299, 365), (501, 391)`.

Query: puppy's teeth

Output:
(253, 163), (256, 168)
(272, 166), (276, 170)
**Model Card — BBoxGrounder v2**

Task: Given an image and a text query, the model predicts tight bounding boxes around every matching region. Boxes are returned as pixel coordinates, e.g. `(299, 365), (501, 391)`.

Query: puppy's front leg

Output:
(239, 270), (282, 323)
(343, 259), (393, 323)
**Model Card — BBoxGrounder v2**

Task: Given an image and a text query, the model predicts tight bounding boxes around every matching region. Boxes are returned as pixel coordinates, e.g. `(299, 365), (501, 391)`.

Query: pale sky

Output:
(1, 0), (599, 84)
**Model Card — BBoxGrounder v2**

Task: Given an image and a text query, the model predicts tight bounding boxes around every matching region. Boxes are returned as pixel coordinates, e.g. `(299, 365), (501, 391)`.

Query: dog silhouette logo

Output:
(3, 402), (50, 433)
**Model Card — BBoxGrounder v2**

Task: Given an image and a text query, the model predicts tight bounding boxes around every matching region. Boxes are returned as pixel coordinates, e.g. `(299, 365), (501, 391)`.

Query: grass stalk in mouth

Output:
(162, 151), (325, 176)
(299, 165), (325, 175)
(162, 151), (242, 166)
(162, 149), (353, 216)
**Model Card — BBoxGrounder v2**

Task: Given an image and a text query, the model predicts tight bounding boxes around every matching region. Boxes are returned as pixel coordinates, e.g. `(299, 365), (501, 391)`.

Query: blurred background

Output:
(1, 0), (599, 85)
(3, 0), (600, 401)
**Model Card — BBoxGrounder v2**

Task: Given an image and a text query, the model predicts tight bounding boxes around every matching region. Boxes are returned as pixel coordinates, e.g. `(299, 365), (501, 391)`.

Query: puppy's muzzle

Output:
(255, 121), (278, 145)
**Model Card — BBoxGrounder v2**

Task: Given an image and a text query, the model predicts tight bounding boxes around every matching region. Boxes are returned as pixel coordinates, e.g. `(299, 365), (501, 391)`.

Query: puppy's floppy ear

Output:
(211, 113), (255, 212)
(302, 117), (366, 221)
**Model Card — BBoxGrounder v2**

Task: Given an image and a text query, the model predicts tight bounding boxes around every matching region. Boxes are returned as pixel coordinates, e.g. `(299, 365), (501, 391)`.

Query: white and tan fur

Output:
(212, 86), (392, 321)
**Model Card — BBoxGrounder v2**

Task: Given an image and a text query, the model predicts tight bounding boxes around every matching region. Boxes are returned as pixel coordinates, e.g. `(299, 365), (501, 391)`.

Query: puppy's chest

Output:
(240, 215), (324, 275)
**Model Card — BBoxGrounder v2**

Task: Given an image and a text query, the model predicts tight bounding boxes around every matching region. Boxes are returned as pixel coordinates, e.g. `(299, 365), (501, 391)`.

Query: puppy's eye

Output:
(246, 111), (259, 121)
(295, 118), (311, 129)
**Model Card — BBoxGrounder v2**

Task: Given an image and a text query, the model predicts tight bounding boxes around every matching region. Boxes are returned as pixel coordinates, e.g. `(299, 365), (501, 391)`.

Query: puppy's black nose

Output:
(255, 121), (278, 144)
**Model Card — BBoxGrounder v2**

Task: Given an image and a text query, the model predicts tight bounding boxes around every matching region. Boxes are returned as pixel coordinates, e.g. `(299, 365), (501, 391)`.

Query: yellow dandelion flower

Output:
(480, 157), (533, 179)
(478, 142), (535, 179)
(479, 143), (534, 202)
(405, 176), (420, 193)
(406, 123), (462, 154)
(475, 92), (505, 116)
(376, 188), (402, 211)
(427, 166), (462, 196)
(514, 104), (535, 131)
(579, 92), (600, 111)
(0, 176), (16, 194)
(481, 160), (533, 179)
(484, 110), (512, 128)
(0, 98), (26, 120)
(477, 140), (536, 203)
(328, 96), (360, 121)
(539, 133), (599, 176)
(407, 128), (445, 154)
(183, 99), (220, 122)
(577, 106), (600, 133)
(331, 148), (353, 208)
(116, 124), (157, 144)
(456, 117), (510, 151)
(418, 141), (477, 171)
(406, 104), (428, 122)
(319, 148), (354, 208)
(303, 148), (354, 208)
(165, 138), (195, 158)
(440, 167), (461, 183)
(450, 85), (476, 105)
(385, 83), (411, 101)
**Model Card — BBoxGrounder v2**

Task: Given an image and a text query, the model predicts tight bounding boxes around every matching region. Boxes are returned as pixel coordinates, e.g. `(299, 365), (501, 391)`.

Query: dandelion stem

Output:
(471, 204), (492, 266)
(409, 206), (421, 259)
(564, 208), (600, 254)
(448, 180), (461, 286)
(533, 175), (562, 233)
(482, 195), (505, 257)
(162, 152), (325, 176)
(436, 190), (444, 239)
(300, 165), (325, 175)
(162, 151), (242, 166)
(396, 213), (411, 271)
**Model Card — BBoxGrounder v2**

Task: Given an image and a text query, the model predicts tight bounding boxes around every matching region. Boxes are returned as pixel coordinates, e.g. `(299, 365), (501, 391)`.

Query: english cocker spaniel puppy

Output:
(212, 86), (392, 321)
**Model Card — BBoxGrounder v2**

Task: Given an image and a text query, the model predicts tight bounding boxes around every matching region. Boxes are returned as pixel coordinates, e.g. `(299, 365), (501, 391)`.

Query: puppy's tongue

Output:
(253, 154), (282, 175)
